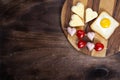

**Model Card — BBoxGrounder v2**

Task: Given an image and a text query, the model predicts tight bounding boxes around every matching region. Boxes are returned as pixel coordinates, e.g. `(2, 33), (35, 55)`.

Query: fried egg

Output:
(91, 12), (119, 39)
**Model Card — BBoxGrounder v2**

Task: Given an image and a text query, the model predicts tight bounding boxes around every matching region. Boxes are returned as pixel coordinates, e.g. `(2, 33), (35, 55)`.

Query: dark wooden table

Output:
(0, 0), (120, 80)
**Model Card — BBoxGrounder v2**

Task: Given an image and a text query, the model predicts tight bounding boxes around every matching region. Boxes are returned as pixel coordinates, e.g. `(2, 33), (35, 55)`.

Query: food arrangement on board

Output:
(64, 2), (119, 57)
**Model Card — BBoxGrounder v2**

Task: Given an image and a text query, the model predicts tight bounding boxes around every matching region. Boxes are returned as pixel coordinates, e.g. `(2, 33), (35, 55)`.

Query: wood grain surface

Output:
(0, 0), (120, 80)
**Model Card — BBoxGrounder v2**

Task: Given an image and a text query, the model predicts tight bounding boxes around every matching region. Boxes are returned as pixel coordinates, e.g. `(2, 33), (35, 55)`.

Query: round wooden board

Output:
(61, 0), (120, 57)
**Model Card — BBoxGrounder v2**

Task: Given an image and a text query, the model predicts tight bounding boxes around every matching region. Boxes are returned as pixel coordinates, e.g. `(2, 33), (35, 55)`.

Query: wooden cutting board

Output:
(61, 0), (120, 57)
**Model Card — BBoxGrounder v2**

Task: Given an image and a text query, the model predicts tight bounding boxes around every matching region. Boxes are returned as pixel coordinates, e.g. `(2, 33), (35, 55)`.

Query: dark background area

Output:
(0, 0), (120, 80)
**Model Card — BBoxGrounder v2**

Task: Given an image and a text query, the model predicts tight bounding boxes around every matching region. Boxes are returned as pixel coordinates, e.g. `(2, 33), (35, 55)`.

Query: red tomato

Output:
(94, 43), (104, 51)
(78, 40), (87, 48)
(76, 30), (85, 39)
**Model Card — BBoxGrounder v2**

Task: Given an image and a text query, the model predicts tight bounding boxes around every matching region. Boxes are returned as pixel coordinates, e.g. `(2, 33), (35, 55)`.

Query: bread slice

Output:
(91, 12), (119, 39)
(85, 8), (98, 23)
(69, 14), (84, 27)
(71, 2), (84, 19)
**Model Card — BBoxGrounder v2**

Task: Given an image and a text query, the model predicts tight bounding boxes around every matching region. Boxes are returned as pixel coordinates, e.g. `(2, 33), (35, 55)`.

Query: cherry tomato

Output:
(76, 30), (85, 39)
(94, 43), (104, 51)
(78, 40), (87, 48)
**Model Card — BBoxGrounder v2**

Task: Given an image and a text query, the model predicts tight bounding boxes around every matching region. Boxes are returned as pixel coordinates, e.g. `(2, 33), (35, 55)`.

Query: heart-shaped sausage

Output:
(71, 2), (84, 19)
(85, 8), (98, 23)
(69, 14), (84, 27)
(67, 27), (76, 36)
(86, 42), (95, 51)
(87, 32), (95, 41)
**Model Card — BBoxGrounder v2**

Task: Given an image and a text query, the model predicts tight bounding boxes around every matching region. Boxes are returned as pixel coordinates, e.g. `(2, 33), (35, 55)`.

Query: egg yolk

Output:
(100, 18), (111, 28)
